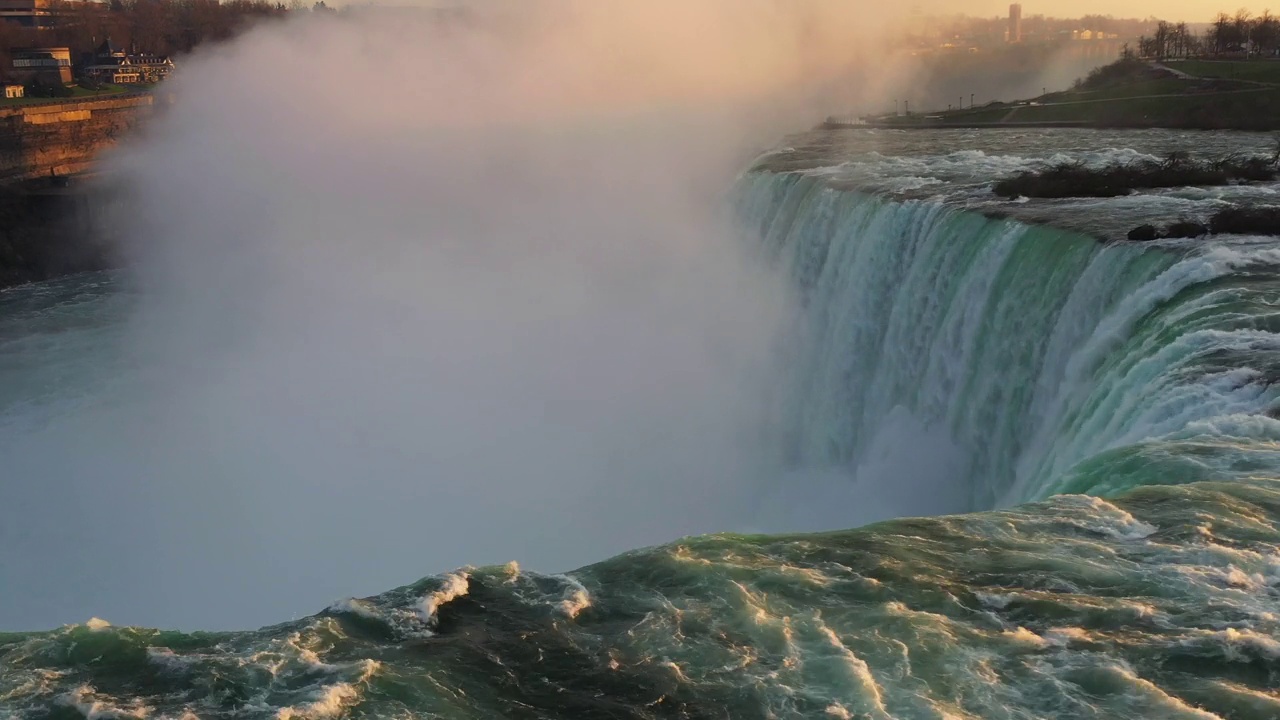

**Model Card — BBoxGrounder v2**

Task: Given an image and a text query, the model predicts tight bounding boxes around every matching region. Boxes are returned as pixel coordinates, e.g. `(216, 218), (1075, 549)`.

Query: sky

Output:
(391, 0), (1275, 23)
(918, 1), (1278, 21)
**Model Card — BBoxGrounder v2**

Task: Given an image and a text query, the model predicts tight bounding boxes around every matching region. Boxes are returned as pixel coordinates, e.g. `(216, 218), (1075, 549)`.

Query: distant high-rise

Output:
(1008, 3), (1023, 43)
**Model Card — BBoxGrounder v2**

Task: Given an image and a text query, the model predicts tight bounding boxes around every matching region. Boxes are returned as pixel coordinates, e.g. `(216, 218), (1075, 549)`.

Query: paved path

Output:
(1150, 62), (1195, 79)
(1150, 60), (1280, 86)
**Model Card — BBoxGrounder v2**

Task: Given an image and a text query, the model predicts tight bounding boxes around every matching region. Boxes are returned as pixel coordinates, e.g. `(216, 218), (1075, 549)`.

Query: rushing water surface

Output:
(5, 128), (1280, 718)
(762, 127), (1280, 239)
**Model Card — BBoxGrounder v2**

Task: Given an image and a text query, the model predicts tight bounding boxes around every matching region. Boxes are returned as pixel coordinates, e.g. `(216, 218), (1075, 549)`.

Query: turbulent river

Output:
(4, 128), (1280, 719)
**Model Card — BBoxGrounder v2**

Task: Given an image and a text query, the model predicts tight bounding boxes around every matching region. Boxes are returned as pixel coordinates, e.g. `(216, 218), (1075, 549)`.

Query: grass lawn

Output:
(1039, 79), (1198, 103)
(0, 84), (137, 107)
(947, 106), (1016, 123)
(1000, 85), (1280, 128)
(867, 74), (1277, 129)
(861, 53), (1280, 130)
(1169, 59), (1280, 83)
(866, 84), (1280, 130)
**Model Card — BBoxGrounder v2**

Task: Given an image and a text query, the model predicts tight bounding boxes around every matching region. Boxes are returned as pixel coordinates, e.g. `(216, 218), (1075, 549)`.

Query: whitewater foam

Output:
(274, 682), (361, 720)
(57, 685), (153, 720)
(419, 572), (470, 625)
(555, 576), (592, 619)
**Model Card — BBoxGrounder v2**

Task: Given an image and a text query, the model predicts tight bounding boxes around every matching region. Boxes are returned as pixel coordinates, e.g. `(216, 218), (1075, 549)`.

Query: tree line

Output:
(0, 0), (338, 82)
(1134, 12), (1280, 60)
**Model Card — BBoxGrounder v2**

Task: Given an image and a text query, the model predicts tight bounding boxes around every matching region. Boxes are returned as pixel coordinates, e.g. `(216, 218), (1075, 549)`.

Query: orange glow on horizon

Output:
(909, 1), (1280, 22)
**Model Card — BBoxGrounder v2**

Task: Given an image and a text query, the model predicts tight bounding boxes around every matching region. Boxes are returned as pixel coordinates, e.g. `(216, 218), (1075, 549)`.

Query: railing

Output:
(823, 115), (865, 126)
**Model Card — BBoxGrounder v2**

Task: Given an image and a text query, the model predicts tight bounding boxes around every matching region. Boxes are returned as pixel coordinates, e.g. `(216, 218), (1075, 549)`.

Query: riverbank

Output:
(849, 58), (1280, 132)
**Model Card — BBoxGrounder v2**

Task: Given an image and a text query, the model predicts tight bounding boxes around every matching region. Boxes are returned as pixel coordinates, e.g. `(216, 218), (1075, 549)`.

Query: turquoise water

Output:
(5, 149), (1280, 716)
(739, 172), (1280, 509)
(4, 480), (1279, 719)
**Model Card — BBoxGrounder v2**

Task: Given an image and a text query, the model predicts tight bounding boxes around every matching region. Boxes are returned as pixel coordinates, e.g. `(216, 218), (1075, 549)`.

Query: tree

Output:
(0, 0), (290, 68)
(1180, 24), (1203, 57)
(1253, 11), (1280, 58)
(1232, 9), (1253, 53)
(1153, 20), (1170, 60)
(1210, 12), (1232, 55)
(1138, 35), (1156, 59)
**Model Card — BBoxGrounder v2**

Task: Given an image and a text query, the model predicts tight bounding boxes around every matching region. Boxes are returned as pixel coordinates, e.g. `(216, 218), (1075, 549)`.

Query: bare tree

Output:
(1253, 11), (1280, 58)
(1210, 12), (1232, 55)
(1154, 21), (1170, 60)
(1233, 9), (1254, 54)
(1174, 22), (1191, 58)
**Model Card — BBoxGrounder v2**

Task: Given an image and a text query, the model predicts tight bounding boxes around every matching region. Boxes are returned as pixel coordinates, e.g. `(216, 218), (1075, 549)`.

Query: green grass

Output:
(0, 84), (135, 107)
(1040, 79), (1195, 102)
(949, 107), (1015, 123)
(865, 74), (1280, 130)
(1169, 59), (1280, 84)
(997, 85), (1280, 128)
(918, 58), (1280, 129)
(68, 84), (131, 97)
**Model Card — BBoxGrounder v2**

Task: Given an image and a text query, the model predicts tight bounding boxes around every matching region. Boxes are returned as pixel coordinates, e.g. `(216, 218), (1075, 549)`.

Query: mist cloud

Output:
(0, 1), (899, 630)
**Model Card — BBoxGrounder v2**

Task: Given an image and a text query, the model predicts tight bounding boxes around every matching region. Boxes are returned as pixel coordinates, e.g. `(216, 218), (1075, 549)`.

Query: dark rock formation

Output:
(0, 182), (116, 288)
(1209, 207), (1280, 236)
(0, 95), (151, 287)
(1164, 221), (1209, 239)
(1127, 224), (1159, 241)
(994, 153), (1280, 200)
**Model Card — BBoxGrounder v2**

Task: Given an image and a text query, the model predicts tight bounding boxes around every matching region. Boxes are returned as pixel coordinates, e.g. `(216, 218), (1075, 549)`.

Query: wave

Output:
(4, 476), (1278, 719)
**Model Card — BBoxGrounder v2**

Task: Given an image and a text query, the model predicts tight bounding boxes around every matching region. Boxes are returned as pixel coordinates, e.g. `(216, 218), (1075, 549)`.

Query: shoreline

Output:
(825, 121), (1094, 130)
(823, 120), (1280, 132)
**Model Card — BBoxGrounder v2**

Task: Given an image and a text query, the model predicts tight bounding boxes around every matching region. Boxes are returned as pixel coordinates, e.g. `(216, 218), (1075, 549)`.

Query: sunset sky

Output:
(406, 1), (1276, 24)
(934, 1), (1278, 21)
(412, 1), (1275, 23)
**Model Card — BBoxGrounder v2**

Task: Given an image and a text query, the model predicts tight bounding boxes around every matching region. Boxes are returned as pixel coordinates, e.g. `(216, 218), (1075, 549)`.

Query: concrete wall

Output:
(0, 94), (154, 181)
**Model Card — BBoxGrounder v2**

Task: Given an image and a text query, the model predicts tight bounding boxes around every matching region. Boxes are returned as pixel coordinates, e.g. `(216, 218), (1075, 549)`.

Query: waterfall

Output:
(739, 171), (1280, 511)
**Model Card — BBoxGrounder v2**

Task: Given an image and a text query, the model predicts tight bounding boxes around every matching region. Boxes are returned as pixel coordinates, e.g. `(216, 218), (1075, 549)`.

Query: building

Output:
(10, 47), (72, 85)
(82, 38), (174, 84)
(0, 0), (54, 28)
(128, 52), (174, 82)
(4, 84), (23, 98)
(1007, 3), (1022, 43)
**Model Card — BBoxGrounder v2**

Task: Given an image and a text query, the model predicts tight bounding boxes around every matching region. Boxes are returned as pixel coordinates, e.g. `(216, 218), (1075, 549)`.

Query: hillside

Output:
(852, 57), (1280, 131)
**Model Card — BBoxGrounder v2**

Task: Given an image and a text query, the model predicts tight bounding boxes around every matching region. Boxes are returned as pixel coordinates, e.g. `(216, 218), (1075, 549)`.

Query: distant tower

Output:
(1008, 3), (1023, 43)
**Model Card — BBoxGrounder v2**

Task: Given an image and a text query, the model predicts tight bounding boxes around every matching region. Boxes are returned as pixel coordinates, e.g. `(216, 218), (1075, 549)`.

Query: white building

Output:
(82, 38), (174, 84)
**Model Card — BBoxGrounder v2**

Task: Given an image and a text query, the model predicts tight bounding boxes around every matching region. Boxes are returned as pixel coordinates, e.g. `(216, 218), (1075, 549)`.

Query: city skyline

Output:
(910, 1), (1280, 21)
